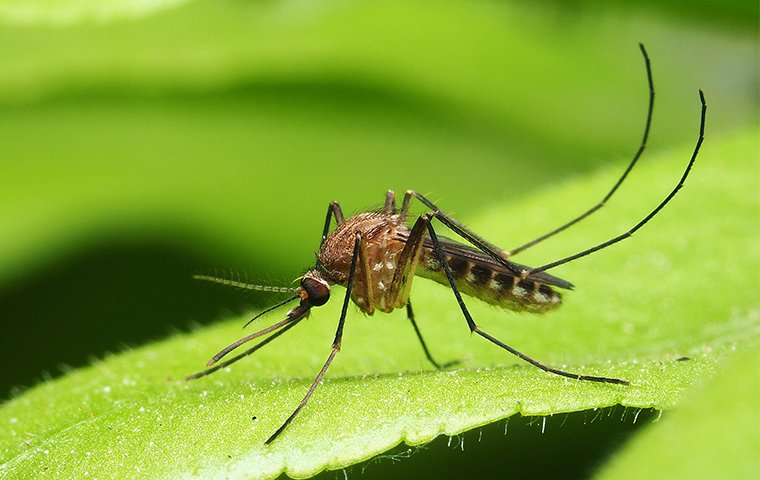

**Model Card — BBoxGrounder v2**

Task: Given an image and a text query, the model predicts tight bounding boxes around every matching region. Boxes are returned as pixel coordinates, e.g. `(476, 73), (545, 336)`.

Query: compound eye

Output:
(301, 276), (330, 306)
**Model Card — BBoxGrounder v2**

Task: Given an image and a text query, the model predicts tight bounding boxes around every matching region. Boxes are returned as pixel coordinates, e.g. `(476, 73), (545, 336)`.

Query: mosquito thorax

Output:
(299, 270), (331, 306)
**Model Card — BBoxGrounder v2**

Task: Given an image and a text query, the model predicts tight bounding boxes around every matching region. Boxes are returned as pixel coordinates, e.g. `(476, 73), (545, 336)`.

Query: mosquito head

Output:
(297, 270), (331, 307)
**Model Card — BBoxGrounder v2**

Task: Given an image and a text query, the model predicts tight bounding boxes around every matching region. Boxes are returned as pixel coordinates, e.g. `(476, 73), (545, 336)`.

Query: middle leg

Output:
(406, 300), (458, 370)
(422, 213), (628, 385)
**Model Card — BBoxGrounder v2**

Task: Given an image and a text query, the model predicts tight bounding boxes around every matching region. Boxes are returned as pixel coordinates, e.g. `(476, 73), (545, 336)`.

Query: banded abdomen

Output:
(415, 237), (570, 313)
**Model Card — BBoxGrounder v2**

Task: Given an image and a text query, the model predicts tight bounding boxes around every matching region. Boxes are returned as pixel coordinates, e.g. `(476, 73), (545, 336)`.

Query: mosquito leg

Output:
(509, 44), (655, 256)
(265, 233), (362, 444)
(356, 233), (376, 314)
(400, 190), (414, 221)
(423, 213), (628, 385)
(320, 201), (345, 247)
(383, 190), (396, 214)
(403, 190), (523, 277)
(406, 300), (459, 370)
(529, 89), (706, 275)
(406, 88), (705, 281)
(387, 213), (427, 307)
(385, 214), (455, 368)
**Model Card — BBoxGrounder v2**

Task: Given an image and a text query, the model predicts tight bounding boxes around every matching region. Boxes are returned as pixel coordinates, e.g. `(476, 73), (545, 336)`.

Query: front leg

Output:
(266, 233), (363, 444)
(388, 214), (455, 370)
(401, 190), (522, 277)
(355, 233), (376, 314)
(422, 214), (628, 385)
(383, 190), (396, 214)
(406, 300), (459, 370)
(320, 201), (345, 247)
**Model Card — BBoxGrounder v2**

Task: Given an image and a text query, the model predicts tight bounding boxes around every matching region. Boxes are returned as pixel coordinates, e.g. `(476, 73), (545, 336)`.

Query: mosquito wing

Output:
(409, 235), (569, 313)
(428, 235), (573, 289)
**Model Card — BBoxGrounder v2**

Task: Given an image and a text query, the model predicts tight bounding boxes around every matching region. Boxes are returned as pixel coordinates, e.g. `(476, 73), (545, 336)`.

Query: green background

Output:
(1, 0), (758, 478)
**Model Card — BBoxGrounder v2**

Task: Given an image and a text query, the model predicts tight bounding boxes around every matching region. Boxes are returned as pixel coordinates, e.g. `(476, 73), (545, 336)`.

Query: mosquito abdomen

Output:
(416, 249), (562, 313)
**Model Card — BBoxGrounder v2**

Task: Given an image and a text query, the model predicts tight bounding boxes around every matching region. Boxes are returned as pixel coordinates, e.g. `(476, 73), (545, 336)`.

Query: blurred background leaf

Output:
(0, 0), (757, 478)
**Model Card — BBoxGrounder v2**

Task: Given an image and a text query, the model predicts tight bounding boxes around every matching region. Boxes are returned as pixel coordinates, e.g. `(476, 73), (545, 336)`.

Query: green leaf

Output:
(1, 126), (757, 478)
(0, 1), (757, 478)
(594, 345), (760, 480)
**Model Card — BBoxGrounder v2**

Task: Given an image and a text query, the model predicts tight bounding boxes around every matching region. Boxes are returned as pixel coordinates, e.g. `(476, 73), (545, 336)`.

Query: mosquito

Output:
(187, 44), (707, 444)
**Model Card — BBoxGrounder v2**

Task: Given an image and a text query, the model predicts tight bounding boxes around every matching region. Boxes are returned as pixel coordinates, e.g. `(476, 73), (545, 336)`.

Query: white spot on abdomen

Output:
(513, 286), (527, 298)
(533, 292), (549, 303)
